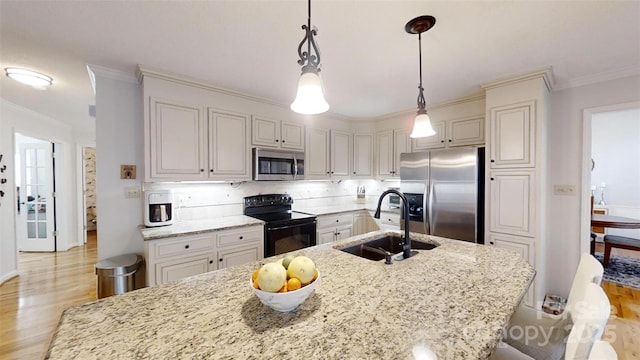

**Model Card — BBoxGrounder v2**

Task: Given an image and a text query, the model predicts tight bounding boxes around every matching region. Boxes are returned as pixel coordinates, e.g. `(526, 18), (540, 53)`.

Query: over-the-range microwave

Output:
(253, 148), (305, 181)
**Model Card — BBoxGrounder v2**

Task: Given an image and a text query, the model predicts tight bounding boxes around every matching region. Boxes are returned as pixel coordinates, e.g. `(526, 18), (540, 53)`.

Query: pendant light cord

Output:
(418, 32), (423, 90)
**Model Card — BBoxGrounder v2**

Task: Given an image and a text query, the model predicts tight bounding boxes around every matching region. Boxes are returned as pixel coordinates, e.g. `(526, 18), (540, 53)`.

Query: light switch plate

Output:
(554, 184), (576, 196)
(121, 165), (136, 179)
(125, 186), (141, 199)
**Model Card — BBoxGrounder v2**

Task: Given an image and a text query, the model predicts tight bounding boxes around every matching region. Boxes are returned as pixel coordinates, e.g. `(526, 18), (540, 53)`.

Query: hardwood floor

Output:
(0, 235), (638, 359)
(0, 232), (97, 360)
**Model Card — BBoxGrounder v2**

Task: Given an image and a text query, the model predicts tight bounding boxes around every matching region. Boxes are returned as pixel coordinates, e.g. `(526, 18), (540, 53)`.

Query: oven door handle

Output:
(266, 221), (316, 232)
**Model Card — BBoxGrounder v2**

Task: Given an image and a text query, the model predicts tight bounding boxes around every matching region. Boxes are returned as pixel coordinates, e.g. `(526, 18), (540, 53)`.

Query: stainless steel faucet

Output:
(374, 189), (414, 259)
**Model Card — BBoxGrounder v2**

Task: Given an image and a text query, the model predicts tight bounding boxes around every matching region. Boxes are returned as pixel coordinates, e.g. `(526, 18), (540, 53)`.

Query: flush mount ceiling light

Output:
(406, 16), (436, 138)
(290, 0), (329, 115)
(5, 67), (53, 89)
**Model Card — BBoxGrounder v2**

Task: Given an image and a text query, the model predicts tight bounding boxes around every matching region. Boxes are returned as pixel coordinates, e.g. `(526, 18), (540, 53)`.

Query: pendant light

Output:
(5, 67), (53, 89)
(290, 0), (329, 115)
(406, 16), (436, 138)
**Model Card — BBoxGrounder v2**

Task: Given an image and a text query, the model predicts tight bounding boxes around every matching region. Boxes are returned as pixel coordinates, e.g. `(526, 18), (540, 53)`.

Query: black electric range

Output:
(243, 194), (317, 257)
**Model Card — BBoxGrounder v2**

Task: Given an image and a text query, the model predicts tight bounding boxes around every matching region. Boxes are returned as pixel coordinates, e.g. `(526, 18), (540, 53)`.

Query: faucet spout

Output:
(374, 189), (413, 259)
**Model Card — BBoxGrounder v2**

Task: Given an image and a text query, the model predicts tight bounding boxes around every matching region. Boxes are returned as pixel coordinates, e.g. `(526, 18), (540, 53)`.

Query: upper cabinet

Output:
(251, 116), (304, 150)
(146, 96), (250, 181)
(306, 128), (352, 180)
(352, 133), (374, 177)
(376, 129), (410, 179)
(413, 116), (484, 151)
(488, 101), (535, 168)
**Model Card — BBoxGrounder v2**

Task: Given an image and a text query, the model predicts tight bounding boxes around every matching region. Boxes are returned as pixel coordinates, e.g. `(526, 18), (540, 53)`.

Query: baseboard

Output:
(0, 270), (18, 285)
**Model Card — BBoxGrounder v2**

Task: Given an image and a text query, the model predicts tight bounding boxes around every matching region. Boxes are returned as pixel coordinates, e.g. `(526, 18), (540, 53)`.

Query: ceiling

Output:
(1, 1), (639, 135)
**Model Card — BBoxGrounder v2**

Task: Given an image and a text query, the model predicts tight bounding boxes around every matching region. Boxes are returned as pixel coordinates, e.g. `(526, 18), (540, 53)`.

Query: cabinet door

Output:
(489, 171), (535, 237)
(487, 233), (535, 307)
(376, 130), (394, 178)
(413, 121), (446, 150)
(394, 129), (411, 175)
(217, 246), (260, 270)
(149, 98), (206, 180)
(208, 109), (250, 179)
(281, 121), (305, 150)
(318, 229), (336, 245)
(336, 225), (352, 241)
(489, 101), (535, 168)
(306, 127), (330, 179)
(331, 130), (351, 178)
(353, 133), (374, 177)
(252, 116), (279, 148)
(449, 116), (484, 147)
(352, 212), (369, 236)
(156, 254), (215, 285)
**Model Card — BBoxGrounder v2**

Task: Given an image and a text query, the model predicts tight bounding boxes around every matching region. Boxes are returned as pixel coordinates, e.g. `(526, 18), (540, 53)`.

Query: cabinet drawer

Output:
(154, 235), (215, 259)
(317, 213), (353, 229)
(217, 226), (263, 248)
(380, 213), (400, 226)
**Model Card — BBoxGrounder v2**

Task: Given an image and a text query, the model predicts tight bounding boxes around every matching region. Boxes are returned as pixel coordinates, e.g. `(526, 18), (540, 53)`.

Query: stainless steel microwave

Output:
(253, 148), (305, 181)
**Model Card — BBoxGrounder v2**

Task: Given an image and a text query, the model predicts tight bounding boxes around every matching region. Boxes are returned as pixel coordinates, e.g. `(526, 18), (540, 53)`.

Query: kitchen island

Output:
(46, 231), (534, 359)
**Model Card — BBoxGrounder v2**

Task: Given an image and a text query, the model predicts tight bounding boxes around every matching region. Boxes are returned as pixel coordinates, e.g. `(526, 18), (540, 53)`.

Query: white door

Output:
(18, 143), (55, 251)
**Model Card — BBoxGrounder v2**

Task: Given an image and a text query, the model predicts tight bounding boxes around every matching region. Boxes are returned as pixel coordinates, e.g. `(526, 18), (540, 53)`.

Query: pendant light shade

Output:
(290, 71), (329, 115)
(405, 16), (436, 139)
(410, 111), (436, 138)
(291, 0), (329, 115)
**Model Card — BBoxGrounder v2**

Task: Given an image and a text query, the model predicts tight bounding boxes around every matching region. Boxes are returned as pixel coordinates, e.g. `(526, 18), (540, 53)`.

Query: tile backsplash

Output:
(145, 179), (399, 221)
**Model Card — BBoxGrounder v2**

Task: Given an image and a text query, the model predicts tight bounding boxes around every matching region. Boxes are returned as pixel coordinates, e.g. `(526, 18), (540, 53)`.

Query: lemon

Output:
(282, 254), (295, 269)
(287, 256), (316, 284)
(257, 262), (287, 292)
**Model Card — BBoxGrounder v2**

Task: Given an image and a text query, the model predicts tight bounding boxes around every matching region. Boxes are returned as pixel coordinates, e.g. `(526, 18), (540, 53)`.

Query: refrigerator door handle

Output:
(427, 180), (435, 235)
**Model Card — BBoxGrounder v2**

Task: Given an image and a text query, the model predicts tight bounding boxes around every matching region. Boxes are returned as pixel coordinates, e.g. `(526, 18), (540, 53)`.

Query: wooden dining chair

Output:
(590, 195), (597, 255)
(603, 234), (640, 267)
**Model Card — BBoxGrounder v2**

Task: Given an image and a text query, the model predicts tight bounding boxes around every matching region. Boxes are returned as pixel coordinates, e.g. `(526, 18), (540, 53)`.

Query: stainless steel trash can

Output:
(95, 254), (143, 299)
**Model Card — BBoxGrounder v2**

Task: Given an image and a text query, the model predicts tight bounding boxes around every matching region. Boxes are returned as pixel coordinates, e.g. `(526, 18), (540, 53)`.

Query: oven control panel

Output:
(244, 194), (293, 208)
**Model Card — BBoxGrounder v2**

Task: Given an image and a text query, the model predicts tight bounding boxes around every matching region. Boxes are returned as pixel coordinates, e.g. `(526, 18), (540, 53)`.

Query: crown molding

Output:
(554, 64), (640, 91)
(481, 67), (554, 92)
(87, 64), (138, 84)
(367, 92), (486, 122)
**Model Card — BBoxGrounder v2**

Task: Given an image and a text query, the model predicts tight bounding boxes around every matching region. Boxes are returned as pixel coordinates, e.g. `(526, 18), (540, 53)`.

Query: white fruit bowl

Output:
(250, 271), (320, 312)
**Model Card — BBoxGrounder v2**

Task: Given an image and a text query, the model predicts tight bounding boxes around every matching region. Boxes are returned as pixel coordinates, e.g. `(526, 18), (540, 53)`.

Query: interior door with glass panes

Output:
(18, 143), (55, 251)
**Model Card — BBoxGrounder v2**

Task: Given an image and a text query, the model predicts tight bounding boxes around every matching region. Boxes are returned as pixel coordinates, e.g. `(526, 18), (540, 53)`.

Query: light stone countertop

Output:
(294, 200), (400, 217)
(47, 230), (535, 360)
(140, 215), (264, 241)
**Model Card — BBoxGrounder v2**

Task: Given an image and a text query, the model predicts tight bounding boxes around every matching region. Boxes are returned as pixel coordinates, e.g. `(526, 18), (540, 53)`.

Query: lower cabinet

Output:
(487, 233), (535, 307)
(317, 213), (354, 245)
(145, 225), (263, 286)
(372, 211), (400, 231)
(352, 211), (378, 236)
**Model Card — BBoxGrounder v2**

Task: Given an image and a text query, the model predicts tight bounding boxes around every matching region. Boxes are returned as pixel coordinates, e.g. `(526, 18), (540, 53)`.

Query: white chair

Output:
(491, 283), (612, 360)
(588, 341), (617, 360)
(503, 253), (604, 358)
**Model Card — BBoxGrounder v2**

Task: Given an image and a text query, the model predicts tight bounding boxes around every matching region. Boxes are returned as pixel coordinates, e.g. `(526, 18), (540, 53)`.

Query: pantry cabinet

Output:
(251, 116), (304, 150)
(376, 129), (410, 179)
(413, 116), (484, 151)
(488, 101), (535, 168)
(489, 171), (535, 237)
(145, 225), (263, 286)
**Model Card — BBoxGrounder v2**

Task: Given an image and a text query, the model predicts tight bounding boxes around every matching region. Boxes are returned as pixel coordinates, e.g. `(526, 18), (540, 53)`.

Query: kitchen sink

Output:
(338, 235), (438, 262)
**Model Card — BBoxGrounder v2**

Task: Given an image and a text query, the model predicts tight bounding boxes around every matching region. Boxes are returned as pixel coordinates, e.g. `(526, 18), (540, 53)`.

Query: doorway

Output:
(14, 133), (56, 252)
(83, 146), (97, 243)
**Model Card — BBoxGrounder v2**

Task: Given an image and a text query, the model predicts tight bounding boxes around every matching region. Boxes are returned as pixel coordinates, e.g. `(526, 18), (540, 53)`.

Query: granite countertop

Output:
(47, 230), (535, 359)
(294, 201), (400, 217)
(140, 215), (264, 241)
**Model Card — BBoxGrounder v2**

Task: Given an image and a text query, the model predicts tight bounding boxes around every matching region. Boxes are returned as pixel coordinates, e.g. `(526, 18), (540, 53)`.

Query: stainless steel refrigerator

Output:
(399, 147), (485, 243)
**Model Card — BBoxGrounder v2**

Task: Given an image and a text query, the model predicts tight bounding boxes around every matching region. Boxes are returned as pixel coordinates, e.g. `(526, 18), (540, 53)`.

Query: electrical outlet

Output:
(554, 184), (576, 196)
(125, 186), (141, 198)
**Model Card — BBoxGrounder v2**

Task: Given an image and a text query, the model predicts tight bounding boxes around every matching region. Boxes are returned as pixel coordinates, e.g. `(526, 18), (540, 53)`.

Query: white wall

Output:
(0, 99), (85, 283)
(545, 74), (640, 296)
(591, 108), (640, 206)
(93, 71), (144, 261)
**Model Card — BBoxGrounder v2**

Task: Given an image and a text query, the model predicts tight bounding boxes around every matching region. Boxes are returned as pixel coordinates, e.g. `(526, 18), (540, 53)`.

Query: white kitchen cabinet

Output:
(331, 130), (351, 179)
(413, 116), (484, 151)
(148, 97), (206, 180)
(317, 213), (354, 244)
(352, 133), (374, 177)
(251, 116), (304, 150)
(488, 101), (535, 168)
(487, 233), (535, 307)
(489, 171), (535, 237)
(352, 211), (377, 236)
(372, 211), (400, 231)
(208, 109), (251, 180)
(376, 129), (410, 179)
(145, 225), (263, 286)
(306, 128), (352, 180)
